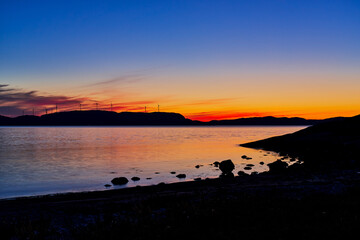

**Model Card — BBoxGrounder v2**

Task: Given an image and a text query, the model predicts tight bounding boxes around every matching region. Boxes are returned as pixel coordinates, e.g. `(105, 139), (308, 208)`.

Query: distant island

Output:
(0, 110), (331, 126)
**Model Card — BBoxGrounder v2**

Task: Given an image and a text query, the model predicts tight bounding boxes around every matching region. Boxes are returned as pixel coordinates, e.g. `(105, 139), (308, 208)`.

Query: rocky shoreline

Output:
(1, 166), (360, 239)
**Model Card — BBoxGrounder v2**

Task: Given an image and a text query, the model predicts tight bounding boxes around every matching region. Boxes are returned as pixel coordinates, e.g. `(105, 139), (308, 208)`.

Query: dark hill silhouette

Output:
(0, 115), (11, 125)
(209, 116), (321, 125)
(0, 110), (337, 126)
(0, 111), (194, 126)
(241, 114), (360, 169)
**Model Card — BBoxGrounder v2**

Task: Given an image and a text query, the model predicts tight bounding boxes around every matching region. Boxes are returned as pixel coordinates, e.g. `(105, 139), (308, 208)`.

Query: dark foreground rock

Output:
(213, 161), (220, 167)
(176, 174), (186, 179)
(131, 177), (140, 181)
(267, 160), (288, 173)
(111, 177), (129, 185)
(219, 159), (235, 174)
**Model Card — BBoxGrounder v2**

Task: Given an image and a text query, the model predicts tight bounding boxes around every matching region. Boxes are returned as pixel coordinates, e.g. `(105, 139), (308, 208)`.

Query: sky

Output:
(1, 0), (360, 121)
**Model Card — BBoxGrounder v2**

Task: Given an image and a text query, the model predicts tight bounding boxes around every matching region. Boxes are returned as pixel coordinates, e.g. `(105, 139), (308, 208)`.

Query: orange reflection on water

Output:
(0, 126), (305, 198)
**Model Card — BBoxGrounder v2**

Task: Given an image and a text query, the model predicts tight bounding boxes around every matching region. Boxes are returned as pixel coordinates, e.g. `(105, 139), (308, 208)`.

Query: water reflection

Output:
(0, 126), (305, 198)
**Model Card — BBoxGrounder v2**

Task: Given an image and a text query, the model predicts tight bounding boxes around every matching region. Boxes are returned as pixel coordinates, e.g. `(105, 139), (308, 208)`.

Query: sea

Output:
(0, 126), (305, 199)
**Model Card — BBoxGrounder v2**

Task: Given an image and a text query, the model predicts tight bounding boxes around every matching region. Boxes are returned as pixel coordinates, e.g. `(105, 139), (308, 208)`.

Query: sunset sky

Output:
(1, 0), (359, 121)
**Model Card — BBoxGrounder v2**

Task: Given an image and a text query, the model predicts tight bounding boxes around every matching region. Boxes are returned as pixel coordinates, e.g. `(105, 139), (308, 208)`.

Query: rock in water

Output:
(111, 177), (129, 185)
(219, 159), (235, 174)
(131, 176), (140, 181)
(176, 174), (186, 179)
(267, 160), (288, 173)
(213, 161), (220, 167)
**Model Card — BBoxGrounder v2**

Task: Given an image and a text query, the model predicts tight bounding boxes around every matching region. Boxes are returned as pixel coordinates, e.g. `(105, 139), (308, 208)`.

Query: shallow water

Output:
(0, 126), (305, 199)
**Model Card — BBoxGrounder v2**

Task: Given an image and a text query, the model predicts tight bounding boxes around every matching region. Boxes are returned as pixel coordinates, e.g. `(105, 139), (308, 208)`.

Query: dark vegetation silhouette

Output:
(0, 110), (327, 126)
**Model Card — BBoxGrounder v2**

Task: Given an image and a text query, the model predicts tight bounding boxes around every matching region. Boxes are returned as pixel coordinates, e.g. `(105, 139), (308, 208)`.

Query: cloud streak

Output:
(82, 74), (145, 88)
(0, 84), (89, 116)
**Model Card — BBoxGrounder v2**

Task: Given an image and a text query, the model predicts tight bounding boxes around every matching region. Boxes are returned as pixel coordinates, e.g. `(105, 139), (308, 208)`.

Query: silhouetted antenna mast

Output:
(55, 104), (58, 113)
(45, 108), (48, 115)
(158, 104), (160, 112)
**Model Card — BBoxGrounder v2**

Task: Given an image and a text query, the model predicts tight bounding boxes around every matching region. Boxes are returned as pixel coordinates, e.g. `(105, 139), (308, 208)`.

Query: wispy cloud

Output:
(0, 84), (89, 116)
(83, 74), (144, 88)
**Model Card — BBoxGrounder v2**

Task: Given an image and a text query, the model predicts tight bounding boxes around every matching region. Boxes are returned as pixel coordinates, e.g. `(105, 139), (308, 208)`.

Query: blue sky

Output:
(1, 0), (360, 119)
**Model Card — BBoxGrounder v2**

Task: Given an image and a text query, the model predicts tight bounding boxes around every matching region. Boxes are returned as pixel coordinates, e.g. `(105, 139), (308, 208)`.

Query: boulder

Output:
(131, 176), (140, 181)
(176, 174), (186, 179)
(194, 177), (202, 181)
(244, 166), (252, 170)
(213, 161), (220, 167)
(195, 165), (200, 168)
(104, 184), (112, 188)
(267, 160), (288, 173)
(246, 164), (255, 167)
(170, 171), (176, 174)
(111, 177), (129, 185)
(241, 155), (248, 159)
(259, 162), (264, 165)
(219, 159), (235, 174)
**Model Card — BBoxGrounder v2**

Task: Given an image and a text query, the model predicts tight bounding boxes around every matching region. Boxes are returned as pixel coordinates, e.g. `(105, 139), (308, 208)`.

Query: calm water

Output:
(0, 126), (305, 199)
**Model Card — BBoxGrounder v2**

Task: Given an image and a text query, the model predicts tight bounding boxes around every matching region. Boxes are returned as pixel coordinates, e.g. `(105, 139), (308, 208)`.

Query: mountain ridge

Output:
(0, 110), (346, 126)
